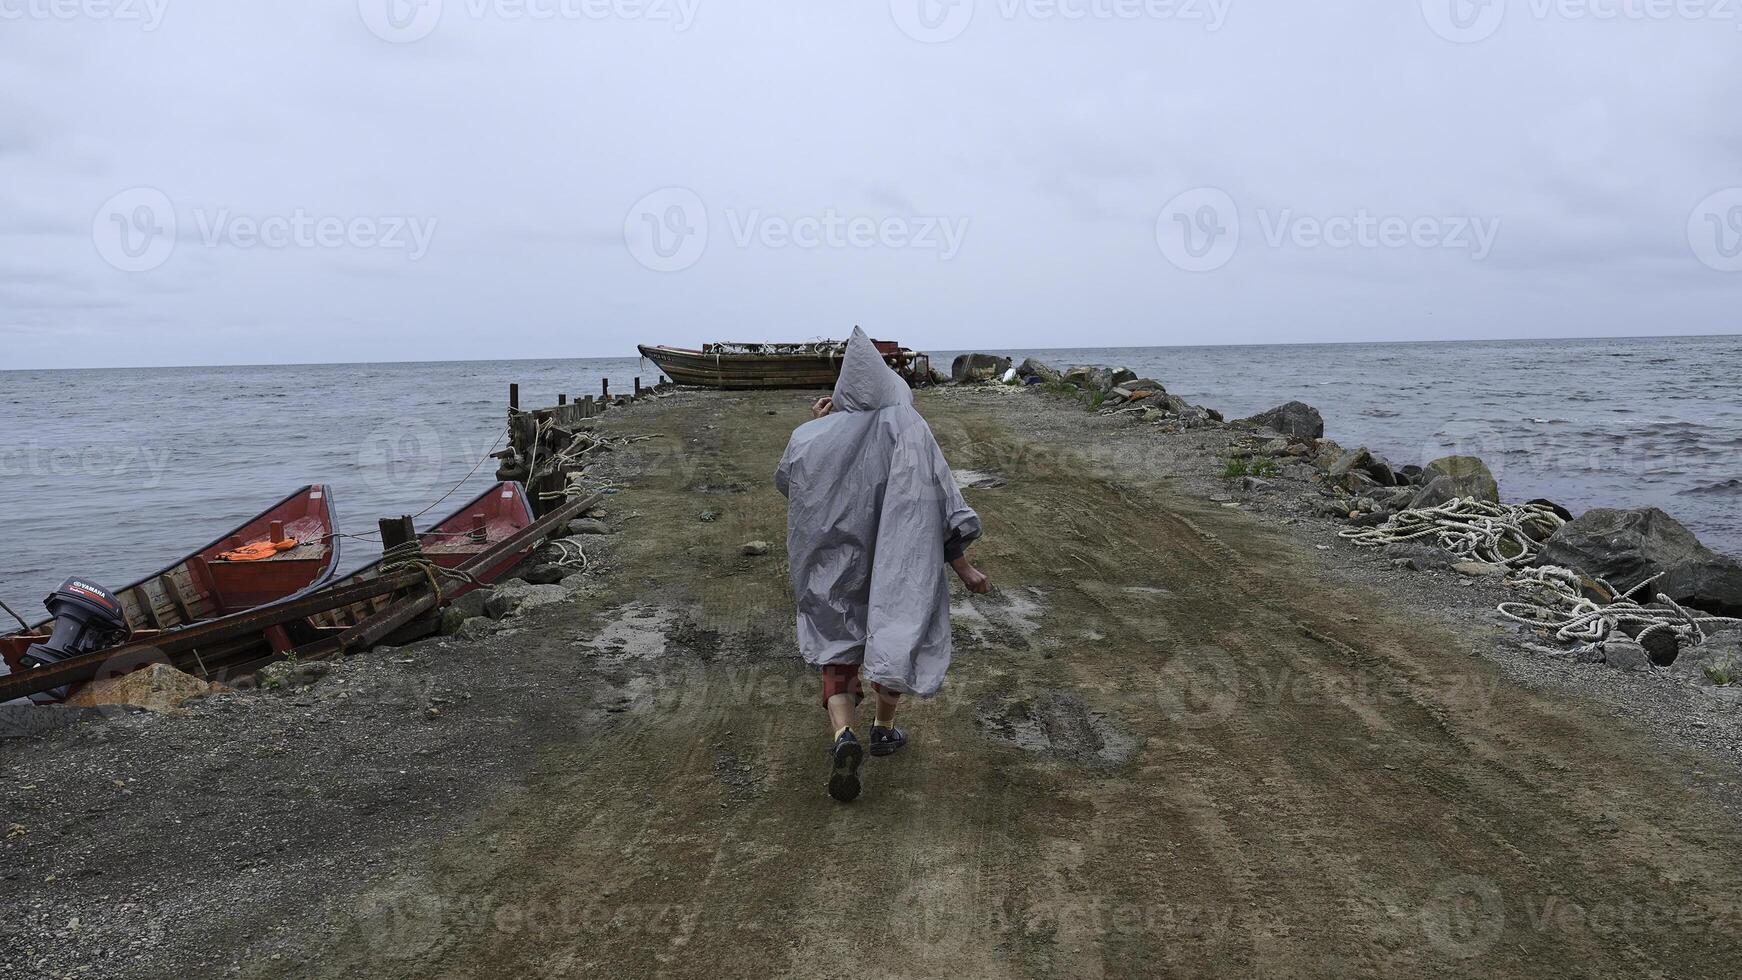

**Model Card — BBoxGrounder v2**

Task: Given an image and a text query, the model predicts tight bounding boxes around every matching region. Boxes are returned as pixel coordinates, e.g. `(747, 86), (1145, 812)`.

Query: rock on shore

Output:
(951, 353), (1011, 383)
(1235, 401), (1325, 439)
(1410, 455), (1500, 508)
(1015, 357), (1060, 383)
(1536, 507), (1742, 616)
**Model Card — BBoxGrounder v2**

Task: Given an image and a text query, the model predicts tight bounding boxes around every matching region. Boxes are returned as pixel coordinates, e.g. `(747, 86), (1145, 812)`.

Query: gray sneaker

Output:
(868, 725), (907, 757)
(828, 728), (864, 802)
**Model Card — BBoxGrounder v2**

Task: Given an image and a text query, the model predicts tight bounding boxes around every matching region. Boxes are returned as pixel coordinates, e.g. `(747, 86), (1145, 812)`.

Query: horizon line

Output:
(4, 330), (1738, 373)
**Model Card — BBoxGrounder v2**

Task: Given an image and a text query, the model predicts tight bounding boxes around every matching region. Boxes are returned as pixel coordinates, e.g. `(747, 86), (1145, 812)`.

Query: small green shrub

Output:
(1223, 457), (1279, 479)
(1705, 655), (1738, 686)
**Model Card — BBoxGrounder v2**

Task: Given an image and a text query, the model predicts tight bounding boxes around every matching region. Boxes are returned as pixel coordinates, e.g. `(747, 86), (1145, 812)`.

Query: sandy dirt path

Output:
(231, 389), (1742, 978)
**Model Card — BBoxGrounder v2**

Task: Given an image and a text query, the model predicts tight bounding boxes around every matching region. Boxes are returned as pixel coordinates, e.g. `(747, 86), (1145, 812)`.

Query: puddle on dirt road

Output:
(974, 689), (1138, 768)
(578, 602), (737, 665)
(579, 602), (676, 660)
(952, 469), (1007, 490)
(952, 586), (1046, 650)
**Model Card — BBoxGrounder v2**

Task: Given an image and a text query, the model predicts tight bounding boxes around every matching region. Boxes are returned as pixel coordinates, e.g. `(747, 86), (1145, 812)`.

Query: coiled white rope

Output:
(547, 537), (591, 571)
(1497, 565), (1741, 651)
(1337, 497), (1566, 567)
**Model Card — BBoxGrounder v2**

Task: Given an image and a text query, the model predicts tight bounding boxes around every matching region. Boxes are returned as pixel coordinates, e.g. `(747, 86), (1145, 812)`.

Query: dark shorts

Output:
(820, 664), (900, 706)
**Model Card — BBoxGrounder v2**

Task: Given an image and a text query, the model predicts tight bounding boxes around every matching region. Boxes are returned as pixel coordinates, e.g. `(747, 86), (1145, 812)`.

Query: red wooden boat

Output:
(307, 481), (536, 630)
(638, 338), (930, 389)
(1, 484), (340, 690)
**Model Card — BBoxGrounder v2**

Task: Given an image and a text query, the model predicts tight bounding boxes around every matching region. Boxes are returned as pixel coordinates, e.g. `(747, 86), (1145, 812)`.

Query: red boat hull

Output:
(1, 484), (340, 674)
(307, 481), (537, 630)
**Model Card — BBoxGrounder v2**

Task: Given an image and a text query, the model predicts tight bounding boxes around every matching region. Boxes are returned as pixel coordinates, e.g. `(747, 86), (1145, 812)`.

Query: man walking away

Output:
(775, 328), (990, 803)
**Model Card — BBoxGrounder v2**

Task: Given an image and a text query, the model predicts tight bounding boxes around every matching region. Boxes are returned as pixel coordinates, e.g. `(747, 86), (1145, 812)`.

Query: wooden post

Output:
(558, 393), (567, 406)
(379, 516), (418, 557)
(378, 515), (437, 641)
(583, 395), (595, 418)
(634, 377), (642, 398)
(530, 471), (566, 518)
(380, 515), (417, 550)
(509, 384), (520, 412)
(601, 378), (610, 400)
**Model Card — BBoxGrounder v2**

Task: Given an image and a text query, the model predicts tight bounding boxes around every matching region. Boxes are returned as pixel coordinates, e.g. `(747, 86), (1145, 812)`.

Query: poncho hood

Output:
(774, 329), (981, 697)
(830, 328), (913, 412)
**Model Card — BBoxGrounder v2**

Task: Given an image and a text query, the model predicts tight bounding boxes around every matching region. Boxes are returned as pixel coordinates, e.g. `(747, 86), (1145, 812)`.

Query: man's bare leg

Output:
(826, 693), (857, 736)
(869, 684), (907, 756)
(872, 685), (900, 728)
(821, 666), (865, 802)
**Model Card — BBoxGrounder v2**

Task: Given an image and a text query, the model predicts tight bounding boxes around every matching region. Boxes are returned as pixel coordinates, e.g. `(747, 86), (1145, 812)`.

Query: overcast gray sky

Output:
(2, 0), (1740, 368)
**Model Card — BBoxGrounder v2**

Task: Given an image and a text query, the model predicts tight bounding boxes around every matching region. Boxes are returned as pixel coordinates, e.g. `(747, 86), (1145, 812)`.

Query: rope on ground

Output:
(1337, 497), (1566, 567)
(547, 537), (591, 572)
(1496, 565), (1742, 651)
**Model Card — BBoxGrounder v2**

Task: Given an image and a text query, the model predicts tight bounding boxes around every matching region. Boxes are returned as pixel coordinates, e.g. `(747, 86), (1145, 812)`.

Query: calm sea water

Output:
(2, 336), (1739, 616)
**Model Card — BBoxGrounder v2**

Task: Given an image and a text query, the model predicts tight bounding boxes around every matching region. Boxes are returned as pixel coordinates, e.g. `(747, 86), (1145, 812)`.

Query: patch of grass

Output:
(1705, 654), (1738, 686)
(1038, 380), (1099, 408)
(1223, 456), (1280, 479)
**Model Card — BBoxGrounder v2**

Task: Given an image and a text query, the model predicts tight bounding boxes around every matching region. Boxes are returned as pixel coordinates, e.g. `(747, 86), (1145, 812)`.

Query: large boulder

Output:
(521, 563), (574, 585)
(1535, 507), (1742, 617)
(1235, 401), (1324, 440)
(1061, 365), (1125, 392)
(1409, 455), (1499, 509)
(1014, 357), (1060, 383)
(950, 353), (1011, 384)
(1328, 447), (1397, 487)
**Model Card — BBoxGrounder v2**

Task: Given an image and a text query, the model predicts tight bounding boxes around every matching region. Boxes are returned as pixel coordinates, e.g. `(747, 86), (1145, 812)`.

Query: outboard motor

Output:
(19, 578), (130, 704)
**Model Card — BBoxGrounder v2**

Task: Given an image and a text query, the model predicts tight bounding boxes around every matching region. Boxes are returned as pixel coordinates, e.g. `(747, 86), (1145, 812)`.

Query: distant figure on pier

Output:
(775, 327), (989, 803)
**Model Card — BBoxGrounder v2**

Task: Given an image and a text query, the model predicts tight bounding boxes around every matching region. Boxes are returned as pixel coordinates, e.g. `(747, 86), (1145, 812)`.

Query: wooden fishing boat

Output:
(637, 339), (930, 389)
(0, 490), (602, 708)
(0, 485), (341, 673)
(307, 481), (536, 630)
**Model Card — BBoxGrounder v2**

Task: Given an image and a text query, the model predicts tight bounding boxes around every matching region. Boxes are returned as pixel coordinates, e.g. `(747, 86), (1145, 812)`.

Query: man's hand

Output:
(950, 556), (991, 595)
(811, 396), (834, 420)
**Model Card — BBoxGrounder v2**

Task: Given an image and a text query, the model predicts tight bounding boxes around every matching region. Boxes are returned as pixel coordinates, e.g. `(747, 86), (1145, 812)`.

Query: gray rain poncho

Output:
(775, 329), (982, 697)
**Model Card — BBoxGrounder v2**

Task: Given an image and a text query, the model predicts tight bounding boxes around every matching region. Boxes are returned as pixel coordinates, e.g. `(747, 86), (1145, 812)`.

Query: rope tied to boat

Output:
(1497, 565), (1742, 652)
(1337, 497), (1567, 566)
(378, 539), (482, 607)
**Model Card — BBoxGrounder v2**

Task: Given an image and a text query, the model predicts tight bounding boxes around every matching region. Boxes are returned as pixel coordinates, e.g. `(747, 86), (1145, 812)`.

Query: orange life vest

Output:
(216, 538), (299, 562)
